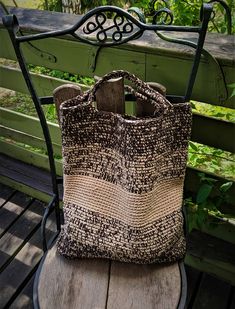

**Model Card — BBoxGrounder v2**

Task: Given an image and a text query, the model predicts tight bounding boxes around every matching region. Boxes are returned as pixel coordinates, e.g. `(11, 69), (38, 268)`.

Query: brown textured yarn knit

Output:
(57, 70), (192, 264)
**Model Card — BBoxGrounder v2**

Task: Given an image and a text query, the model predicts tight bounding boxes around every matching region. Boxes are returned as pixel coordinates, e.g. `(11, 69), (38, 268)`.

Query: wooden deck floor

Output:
(0, 182), (234, 309)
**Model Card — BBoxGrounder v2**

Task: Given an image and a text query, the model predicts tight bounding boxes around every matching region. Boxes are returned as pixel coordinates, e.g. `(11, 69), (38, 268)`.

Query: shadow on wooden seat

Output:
(35, 242), (184, 309)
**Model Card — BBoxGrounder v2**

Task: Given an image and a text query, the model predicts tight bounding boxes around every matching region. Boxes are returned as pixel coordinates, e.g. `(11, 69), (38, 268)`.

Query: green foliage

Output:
(28, 65), (94, 86)
(79, 1), (129, 12)
(208, 0), (235, 34)
(196, 183), (213, 204)
(191, 101), (235, 123)
(170, 0), (202, 26)
(184, 173), (234, 232)
(0, 92), (36, 116)
(220, 181), (233, 192)
(188, 141), (235, 180)
(42, 0), (235, 33)
(228, 83), (235, 99)
(41, 0), (62, 11)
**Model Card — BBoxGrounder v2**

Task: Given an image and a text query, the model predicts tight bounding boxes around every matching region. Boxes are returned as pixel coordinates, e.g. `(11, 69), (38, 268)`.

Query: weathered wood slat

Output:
(1, 7), (234, 107)
(9, 274), (35, 309)
(0, 141), (63, 176)
(199, 221), (235, 245)
(145, 52), (229, 105)
(0, 107), (61, 146)
(185, 254), (235, 287)
(0, 140), (50, 171)
(0, 183), (15, 207)
(53, 84), (82, 122)
(0, 191), (33, 238)
(38, 244), (110, 309)
(192, 273), (231, 309)
(185, 230), (235, 285)
(0, 28), (146, 85)
(229, 287), (235, 309)
(191, 113), (235, 153)
(188, 230), (235, 266)
(0, 153), (63, 198)
(0, 140), (62, 178)
(0, 125), (62, 157)
(0, 199), (44, 271)
(0, 214), (56, 308)
(0, 7), (233, 65)
(95, 77), (125, 113)
(185, 266), (202, 308)
(0, 65), (90, 97)
(107, 261), (181, 309)
(1, 102), (234, 154)
(0, 175), (53, 204)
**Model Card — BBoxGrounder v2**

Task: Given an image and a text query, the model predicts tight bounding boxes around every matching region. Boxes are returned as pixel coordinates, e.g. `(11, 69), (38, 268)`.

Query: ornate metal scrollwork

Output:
(152, 8), (173, 25)
(71, 7), (144, 46)
(83, 12), (134, 43)
(150, 0), (170, 14)
(207, 0), (232, 34)
(147, 0), (173, 25)
(128, 1), (173, 25)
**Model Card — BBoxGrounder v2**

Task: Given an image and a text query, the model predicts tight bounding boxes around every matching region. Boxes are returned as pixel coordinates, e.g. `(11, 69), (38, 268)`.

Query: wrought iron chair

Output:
(2, 4), (212, 308)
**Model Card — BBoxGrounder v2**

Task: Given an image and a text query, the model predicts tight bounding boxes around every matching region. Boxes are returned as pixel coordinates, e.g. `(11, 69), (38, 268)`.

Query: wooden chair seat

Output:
(34, 243), (184, 309)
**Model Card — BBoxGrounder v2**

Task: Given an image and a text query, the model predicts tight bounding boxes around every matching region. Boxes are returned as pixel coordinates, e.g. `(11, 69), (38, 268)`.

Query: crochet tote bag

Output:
(57, 70), (192, 264)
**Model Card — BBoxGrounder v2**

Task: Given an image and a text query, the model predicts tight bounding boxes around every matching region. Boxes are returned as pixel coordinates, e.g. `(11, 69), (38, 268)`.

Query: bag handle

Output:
(85, 70), (173, 110)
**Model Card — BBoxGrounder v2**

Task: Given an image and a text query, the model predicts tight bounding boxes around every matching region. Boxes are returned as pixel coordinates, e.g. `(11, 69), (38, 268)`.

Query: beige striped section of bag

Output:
(63, 175), (184, 226)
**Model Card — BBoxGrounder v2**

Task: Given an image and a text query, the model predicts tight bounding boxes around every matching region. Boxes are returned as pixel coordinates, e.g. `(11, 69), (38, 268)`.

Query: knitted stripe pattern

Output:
(57, 70), (192, 264)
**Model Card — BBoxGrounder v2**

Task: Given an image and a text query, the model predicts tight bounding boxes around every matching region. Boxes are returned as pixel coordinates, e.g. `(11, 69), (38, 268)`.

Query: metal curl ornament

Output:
(207, 0), (232, 34)
(152, 8), (173, 25)
(83, 13), (106, 35)
(82, 11), (137, 44)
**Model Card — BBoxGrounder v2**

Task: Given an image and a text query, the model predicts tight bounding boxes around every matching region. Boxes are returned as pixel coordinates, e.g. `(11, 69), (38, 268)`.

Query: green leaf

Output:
(196, 209), (207, 229)
(226, 113), (233, 120)
(213, 113), (224, 118)
(198, 172), (205, 179)
(188, 218), (194, 233)
(229, 88), (235, 99)
(190, 102), (197, 109)
(196, 158), (205, 164)
(189, 141), (198, 151)
(220, 182), (233, 193)
(198, 173), (218, 184)
(196, 184), (213, 204)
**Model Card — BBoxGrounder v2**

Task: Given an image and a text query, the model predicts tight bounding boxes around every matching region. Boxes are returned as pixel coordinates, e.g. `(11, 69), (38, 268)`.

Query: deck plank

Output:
(0, 191), (33, 238)
(228, 287), (235, 309)
(0, 183), (15, 207)
(0, 199), (45, 271)
(188, 230), (235, 266)
(0, 215), (56, 308)
(9, 274), (35, 309)
(0, 153), (63, 200)
(185, 265), (202, 308)
(0, 153), (53, 196)
(192, 273), (231, 309)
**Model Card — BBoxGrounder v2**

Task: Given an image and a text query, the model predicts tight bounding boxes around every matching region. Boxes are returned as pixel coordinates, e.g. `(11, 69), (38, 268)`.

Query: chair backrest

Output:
(2, 4), (213, 237)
